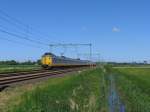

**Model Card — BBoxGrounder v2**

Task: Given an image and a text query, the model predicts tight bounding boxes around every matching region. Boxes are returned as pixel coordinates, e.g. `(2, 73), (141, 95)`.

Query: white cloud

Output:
(112, 26), (120, 32)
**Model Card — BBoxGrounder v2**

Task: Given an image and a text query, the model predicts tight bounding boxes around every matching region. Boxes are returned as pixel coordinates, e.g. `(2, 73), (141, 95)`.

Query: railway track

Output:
(0, 69), (48, 78)
(0, 68), (83, 91)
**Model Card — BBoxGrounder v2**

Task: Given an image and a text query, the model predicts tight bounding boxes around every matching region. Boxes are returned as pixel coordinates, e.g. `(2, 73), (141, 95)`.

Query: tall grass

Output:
(113, 68), (150, 112)
(6, 68), (108, 112)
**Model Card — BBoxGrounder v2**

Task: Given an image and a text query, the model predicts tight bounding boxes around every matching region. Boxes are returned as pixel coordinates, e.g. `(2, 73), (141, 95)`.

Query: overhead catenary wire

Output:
(0, 14), (26, 31)
(0, 24), (32, 39)
(0, 36), (45, 49)
(0, 28), (48, 46)
(0, 16), (51, 43)
(0, 9), (52, 42)
(0, 24), (48, 45)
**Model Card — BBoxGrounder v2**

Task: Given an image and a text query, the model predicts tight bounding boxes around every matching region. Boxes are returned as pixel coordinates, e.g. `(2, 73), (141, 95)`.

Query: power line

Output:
(0, 9), (27, 27)
(0, 24), (31, 38)
(0, 9), (52, 42)
(0, 24), (49, 45)
(0, 15), (51, 43)
(0, 36), (46, 49)
(0, 14), (27, 31)
(0, 28), (48, 46)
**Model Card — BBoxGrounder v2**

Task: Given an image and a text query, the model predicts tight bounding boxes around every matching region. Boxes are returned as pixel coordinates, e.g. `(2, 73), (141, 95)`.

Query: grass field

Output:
(0, 68), (109, 112)
(112, 67), (150, 112)
(2, 66), (149, 112)
(0, 65), (41, 73)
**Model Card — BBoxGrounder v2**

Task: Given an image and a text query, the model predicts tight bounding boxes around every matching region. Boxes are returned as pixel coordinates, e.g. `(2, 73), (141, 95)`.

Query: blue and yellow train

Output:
(41, 52), (95, 69)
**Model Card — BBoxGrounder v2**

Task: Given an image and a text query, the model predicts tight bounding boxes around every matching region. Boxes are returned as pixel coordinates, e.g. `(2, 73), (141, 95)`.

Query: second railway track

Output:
(0, 69), (49, 78)
(0, 67), (84, 91)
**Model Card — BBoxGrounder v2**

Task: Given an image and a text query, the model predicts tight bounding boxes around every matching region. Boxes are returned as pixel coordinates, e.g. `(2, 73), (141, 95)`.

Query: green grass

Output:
(3, 66), (150, 112)
(0, 65), (41, 73)
(5, 68), (108, 112)
(113, 68), (150, 112)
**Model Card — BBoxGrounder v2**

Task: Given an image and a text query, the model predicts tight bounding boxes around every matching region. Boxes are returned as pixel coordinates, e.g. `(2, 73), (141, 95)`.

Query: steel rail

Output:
(0, 69), (48, 77)
(0, 68), (80, 87)
(0, 67), (81, 78)
(0, 69), (74, 81)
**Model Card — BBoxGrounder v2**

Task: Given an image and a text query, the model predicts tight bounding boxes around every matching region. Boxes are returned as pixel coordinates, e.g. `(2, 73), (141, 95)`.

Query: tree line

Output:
(0, 60), (41, 65)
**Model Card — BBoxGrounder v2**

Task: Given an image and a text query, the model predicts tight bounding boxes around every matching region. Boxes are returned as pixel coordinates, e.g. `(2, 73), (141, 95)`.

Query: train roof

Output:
(44, 52), (56, 56)
(44, 53), (68, 58)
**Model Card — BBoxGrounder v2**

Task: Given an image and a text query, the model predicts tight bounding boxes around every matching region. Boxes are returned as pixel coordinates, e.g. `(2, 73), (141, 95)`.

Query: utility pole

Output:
(89, 43), (92, 61)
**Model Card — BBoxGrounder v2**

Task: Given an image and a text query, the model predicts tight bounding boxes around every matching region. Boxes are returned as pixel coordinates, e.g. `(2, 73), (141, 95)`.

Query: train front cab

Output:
(41, 55), (52, 69)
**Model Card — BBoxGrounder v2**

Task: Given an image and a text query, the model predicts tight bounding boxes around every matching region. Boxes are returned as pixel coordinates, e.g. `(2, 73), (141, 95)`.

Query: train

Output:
(41, 52), (95, 69)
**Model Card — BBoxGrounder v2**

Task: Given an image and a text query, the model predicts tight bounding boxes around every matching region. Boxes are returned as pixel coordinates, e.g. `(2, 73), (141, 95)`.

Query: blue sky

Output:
(0, 0), (150, 62)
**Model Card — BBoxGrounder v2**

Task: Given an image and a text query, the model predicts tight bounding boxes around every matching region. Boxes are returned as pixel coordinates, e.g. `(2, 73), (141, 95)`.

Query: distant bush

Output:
(0, 60), (18, 65)
(0, 60), (40, 65)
